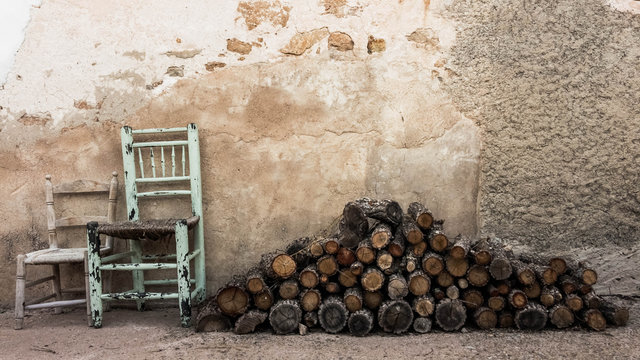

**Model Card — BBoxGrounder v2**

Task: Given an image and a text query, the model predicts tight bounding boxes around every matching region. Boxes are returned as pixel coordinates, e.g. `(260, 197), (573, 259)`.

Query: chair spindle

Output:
(138, 148), (145, 178)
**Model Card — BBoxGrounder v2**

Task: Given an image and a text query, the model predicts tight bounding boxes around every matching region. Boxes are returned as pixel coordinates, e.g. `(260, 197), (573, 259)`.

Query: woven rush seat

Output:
(97, 216), (200, 240)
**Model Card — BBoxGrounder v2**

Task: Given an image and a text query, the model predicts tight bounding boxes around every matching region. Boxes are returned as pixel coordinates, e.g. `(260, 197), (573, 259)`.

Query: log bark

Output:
(446, 285), (460, 300)
(567, 262), (598, 286)
(387, 274), (409, 300)
(363, 290), (384, 310)
(549, 304), (574, 329)
(558, 275), (578, 294)
(378, 300), (413, 334)
(407, 270), (431, 296)
(498, 312), (514, 328)
(353, 198), (403, 225)
(317, 255), (339, 276)
(286, 236), (314, 266)
(407, 202), (433, 231)
(580, 309), (606, 331)
(245, 269), (266, 294)
(511, 260), (536, 286)
(299, 264), (319, 289)
(466, 264), (490, 287)
(474, 307), (497, 329)
(582, 292), (602, 309)
(337, 247), (357, 266)
(422, 252), (444, 276)
(599, 299), (629, 326)
(436, 271), (454, 288)
(348, 309), (374, 336)
(515, 303), (548, 331)
(195, 300), (232, 332)
(318, 296), (349, 333)
(338, 268), (358, 288)
(376, 250), (394, 272)
(234, 310), (268, 334)
(344, 287), (364, 312)
(355, 240), (376, 264)
(462, 289), (484, 310)
(435, 299), (467, 331)
(401, 214), (424, 245)
(371, 224), (393, 249)
(450, 235), (471, 259)
(262, 253), (297, 279)
(350, 261), (364, 276)
(269, 300), (302, 334)
(412, 295), (435, 317)
(278, 279), (300, 300)
(388, 229), (406, 257)
(428, 229), (449, 253)
(361, 267), (385, 292)
(433, 287), (446, 301)
(300, 289), (322, 312)
(339, 202), (368, 248)
(446, 256), (469, 278)
(253, 288), (274, 311)
(540, 286), (562, 308)
(487, 296), (505, 312)
(215, 281), (249, 317)
(413, 317), (433, 333)
(508, 289), (528, 309)
(566, 293), (584, 312)
(471, 238), (492, 266)
(489, 246), (512, 281)
(303, 311), (318, 328)
(401, 253), (419, 273)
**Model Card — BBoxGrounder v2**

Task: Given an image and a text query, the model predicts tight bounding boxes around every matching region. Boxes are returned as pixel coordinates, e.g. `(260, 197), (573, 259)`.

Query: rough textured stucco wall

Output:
(443, 0), (640, 294)
(0, 0), (480, 306)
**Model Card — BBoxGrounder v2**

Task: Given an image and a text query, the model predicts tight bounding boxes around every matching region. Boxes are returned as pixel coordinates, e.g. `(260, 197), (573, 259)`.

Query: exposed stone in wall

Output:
(205, 62), (227, 71)
(166, 65), (184, 77)
(444, 0), (640, 250)
(407, 28), (439, 50)
(280, 27), (330, 55)
(367, 36), (385, 54)
(328, 31), (354, 51)
(164, 49), (202, 59)
(227, 38), (253, 55)
(237, 0), (291, 30)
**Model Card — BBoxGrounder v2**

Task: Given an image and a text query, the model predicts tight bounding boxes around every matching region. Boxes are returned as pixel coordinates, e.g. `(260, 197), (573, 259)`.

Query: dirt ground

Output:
(1, 298), (639, 360)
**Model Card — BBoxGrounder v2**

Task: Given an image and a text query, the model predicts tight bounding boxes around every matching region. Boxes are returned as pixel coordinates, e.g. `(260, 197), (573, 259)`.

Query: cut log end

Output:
(318, 297), (349, 334)
(269, 300), (302, 335)
(378, 300), (414, 334)
(348, 309), (374, 336)
(234, 310), (268, 334)
(413, 317), (433, 333)
(474, 307), (497, 330)
(216, 285), (249, 317)
(515, 303), (548, 331)
(435, 299), (467, 331)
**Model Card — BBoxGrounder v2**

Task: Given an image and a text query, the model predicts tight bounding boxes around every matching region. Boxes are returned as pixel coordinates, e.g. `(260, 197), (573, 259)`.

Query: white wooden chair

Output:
(14, 172), (118, 329)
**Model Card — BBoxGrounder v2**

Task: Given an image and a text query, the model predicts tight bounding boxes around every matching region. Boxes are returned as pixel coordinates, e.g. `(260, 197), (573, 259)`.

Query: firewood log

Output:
(348, 309), (374, 336)
(371, 224), (393, 249)
(409, 241), (427, 257)
(254, 288), (274, 311)
(246, 269), (266, 294)
(353, 198), (403, 225)
(286, 236), (314, 266)
(523, 281), (541, 299)
(355, 240), (376, 264)
(487, 284), (500, 297)
(515, 303), (548, 331)
(338, 268), (358, 288)
(450, 235), (471, 259)
(457, 278), (469, 289)
(215, 281), (249, 316)
(474, 307), (497, 329)
(433, 287), (446, 301)
(508, 289), (528, 309)
(195, 300), (232, 332)
(422, 252), (444, 276)
(446, 285), (460, 300)
(323, 237), (341, 255)
(466, 264), (490, 287)
(446, 256), (469, 278)
(363, 290), (384, 310)
(435, 299), (466, 331)
(234, 310), (268, 334)
(337, 247), (357, 266)
(566, 293), (584, 312)
(580, 309), (606, 331)
(269, 299), (302, 334)
(582, 292), (602, 309)
(412, 295), (435, 317)
(317, 255), (339, 276)
(496, 280), (512, 296)
(407, 270), (431, 296)
(428, 229), (449, 253)
(299, 264), (320, 289)
(309, 239), (325, 258)
(376, 250), (394, 272)
(471, 238), (492, 266)
(489, 245), (512, 281)
(261, 252), (297, 279)
(387, 274), (409, 300)
(540, 286), (562, 308)
(511, 260), (536, 286)
(318, 296), (349, 333)
(549, 304), (574, 329)
(361, 267), (385, 292)
(300, 289), (322, 312)
(303, 311), (318, 328)
(323, 281), (341, 294)
(401, 214), (424, 245)
(401, 253), (419, 273)
(436, 271), (454, 288)
(389, 228), (406, 257)
(344, 287), (364, 312)
(278, 279), (300, 300)
(498, 312), (514, 328)
(407, 201), (433, 231)
(487, 296), (506, 312)
(339, 202), (368, 248)
(350, 261), (364, 276)
(378, 300), (413, 334)
(567, 262), (598, 286)
(462, 289), (484, 310)
(413, 317), (433, 333)
(599, 299), (629, 326)
(559, 275), (578, 294)
(549, 257), (567, 275)
(531, 264), (558, 286)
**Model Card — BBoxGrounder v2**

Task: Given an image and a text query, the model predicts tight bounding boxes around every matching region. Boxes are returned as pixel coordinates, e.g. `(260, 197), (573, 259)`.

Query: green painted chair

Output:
(87, 124), (205, 328)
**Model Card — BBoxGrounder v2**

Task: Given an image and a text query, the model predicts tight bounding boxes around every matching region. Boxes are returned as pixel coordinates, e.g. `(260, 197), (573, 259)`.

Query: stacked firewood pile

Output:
(196, 198), (629, 335)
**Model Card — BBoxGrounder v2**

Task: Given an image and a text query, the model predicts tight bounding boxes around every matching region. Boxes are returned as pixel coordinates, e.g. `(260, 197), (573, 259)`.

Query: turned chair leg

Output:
(84, 251), (92, 327)
(87, 222), (103, 328)
(175, 220), (191, 328)
(130, 240), (146, 312)
(51, 264), (63, 314)
(15, 255), (26, 330)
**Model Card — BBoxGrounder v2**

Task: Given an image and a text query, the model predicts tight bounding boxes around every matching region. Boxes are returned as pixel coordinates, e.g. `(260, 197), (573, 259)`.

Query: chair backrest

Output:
(120, 124), (203, 228)
(45, 172), (118, 249)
